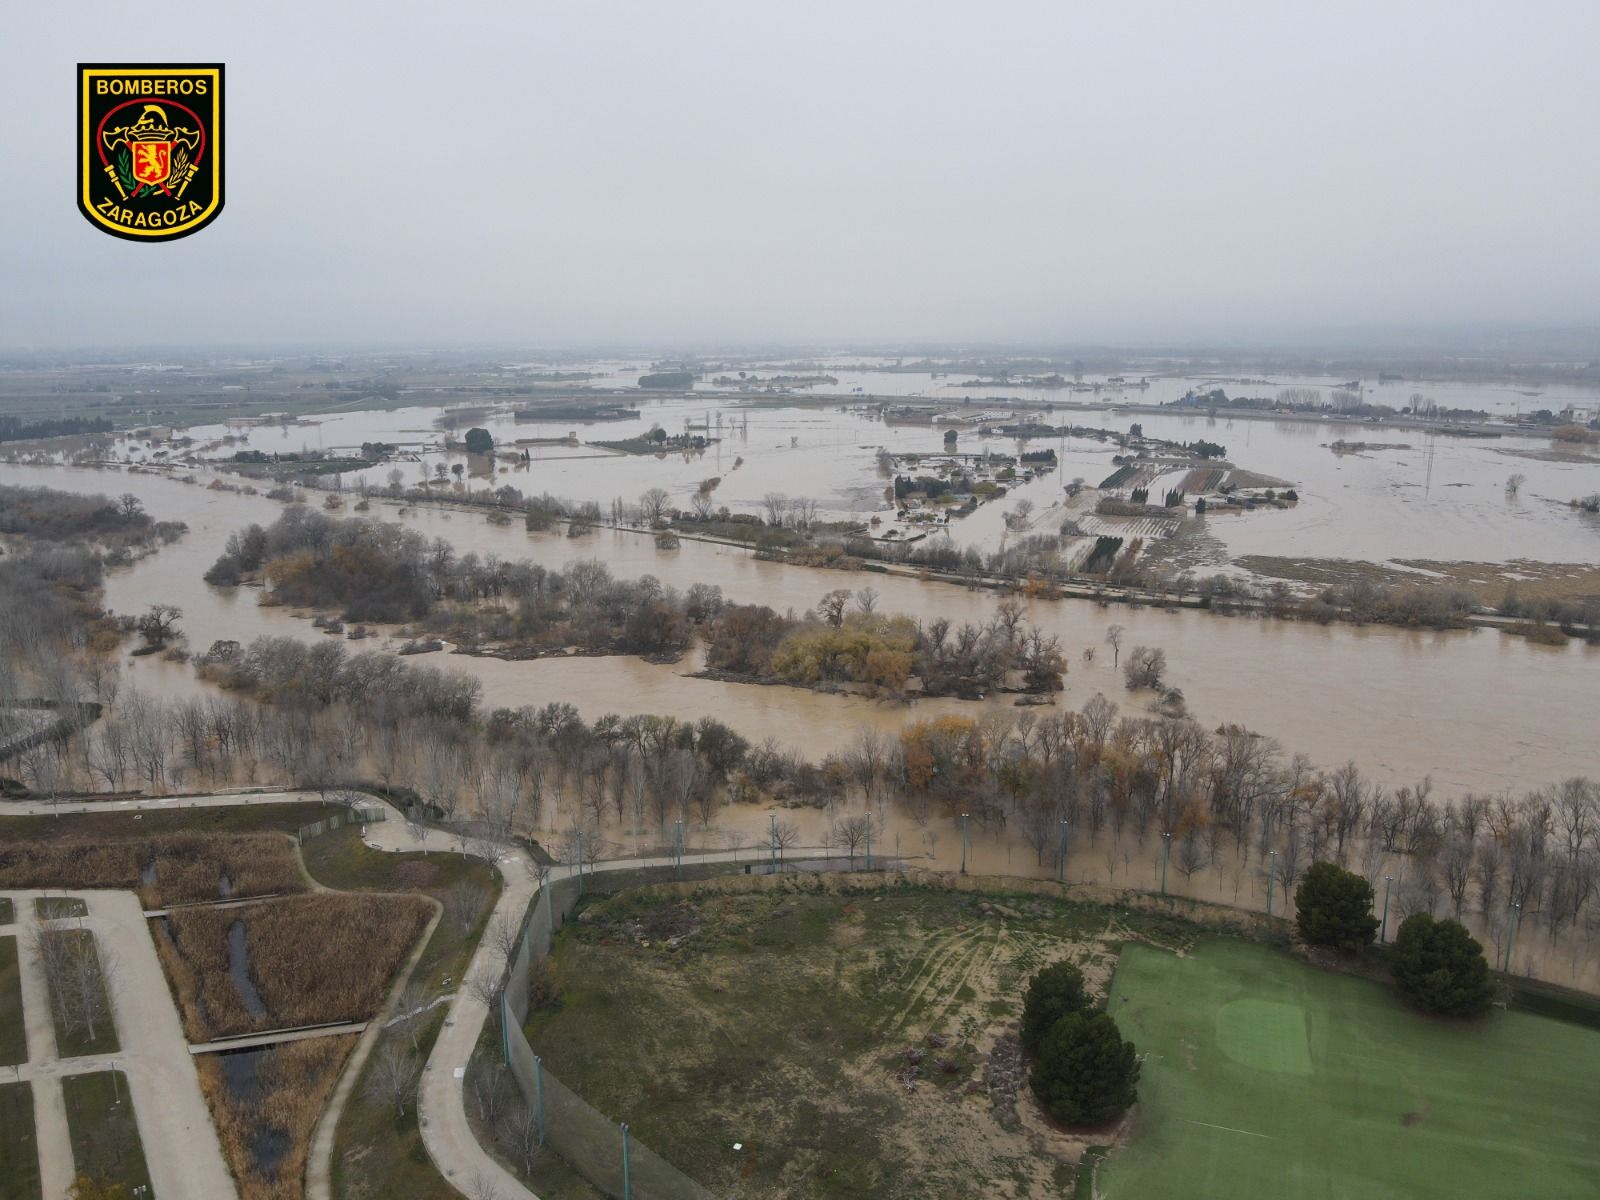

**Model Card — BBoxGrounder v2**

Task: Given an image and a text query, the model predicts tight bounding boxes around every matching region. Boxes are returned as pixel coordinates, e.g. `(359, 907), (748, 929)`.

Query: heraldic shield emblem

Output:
(78, 64), (224, 242)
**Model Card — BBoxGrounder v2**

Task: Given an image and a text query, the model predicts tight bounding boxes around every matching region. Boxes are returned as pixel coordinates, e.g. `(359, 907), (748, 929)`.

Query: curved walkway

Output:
(8, 788), (850, 1200)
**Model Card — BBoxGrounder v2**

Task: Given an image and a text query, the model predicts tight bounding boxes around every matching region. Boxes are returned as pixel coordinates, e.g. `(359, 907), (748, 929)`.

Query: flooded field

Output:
(125, 378), (1600, 573)
(4, 461), (1595, 795)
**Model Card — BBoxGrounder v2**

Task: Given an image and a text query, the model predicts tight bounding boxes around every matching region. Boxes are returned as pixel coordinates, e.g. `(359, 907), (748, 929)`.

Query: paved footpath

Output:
(10, 789), (848, 1200)
(3, 888), (238, 1200)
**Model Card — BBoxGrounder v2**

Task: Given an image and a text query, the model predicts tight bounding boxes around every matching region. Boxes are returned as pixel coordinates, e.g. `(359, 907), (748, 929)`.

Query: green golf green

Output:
(1102, 939), (1600, 1200)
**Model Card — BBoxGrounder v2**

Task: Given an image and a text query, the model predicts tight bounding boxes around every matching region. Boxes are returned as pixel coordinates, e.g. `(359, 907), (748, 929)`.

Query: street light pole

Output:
(1504, 901), (1523, 973)
(1056, 820), (1069, 884)
(1380, 875), (1394, 944)
(770, 813), (777, 874)
(1266, 849), (1278, 917)
(675, 819), (684, 880)
(1160, 831), (1172, 897)
(960, 813), (970, 875)
(865, 811), (873, 871)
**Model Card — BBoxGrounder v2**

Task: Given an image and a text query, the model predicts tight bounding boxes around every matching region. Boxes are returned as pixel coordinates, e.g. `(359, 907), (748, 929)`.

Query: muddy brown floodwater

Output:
(6, 462), (1597, 795)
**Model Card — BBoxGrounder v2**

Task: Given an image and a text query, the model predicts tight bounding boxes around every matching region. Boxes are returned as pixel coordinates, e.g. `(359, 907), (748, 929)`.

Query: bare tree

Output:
(761, 492), (788, 526)
(638, 487), (672, 527)
(444, 881), (487, 936)
(830, 814), (871, 863)
(1104, 625), (1125, 667)
(497, 1101), (544, 1178)
(365, 1038), (422, 1118)
(769, 818), (801, 864)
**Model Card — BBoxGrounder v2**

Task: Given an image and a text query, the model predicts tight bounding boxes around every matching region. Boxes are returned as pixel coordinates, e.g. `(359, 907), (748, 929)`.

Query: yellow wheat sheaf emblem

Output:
(78, 64), (224, 242)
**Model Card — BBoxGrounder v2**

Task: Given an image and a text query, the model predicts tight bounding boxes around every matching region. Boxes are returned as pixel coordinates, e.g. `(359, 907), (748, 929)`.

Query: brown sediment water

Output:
(5, 461), (1597, 794)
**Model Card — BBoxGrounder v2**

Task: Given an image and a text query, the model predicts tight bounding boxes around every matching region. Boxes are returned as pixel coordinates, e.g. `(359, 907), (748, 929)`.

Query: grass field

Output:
(0, 802), (330, 844)
(0, 1081), (42, 1200)
(33, 897), (87, 920)
(0, 937), (25, 1067)
(40, 928), (119, 1058)
(62, 1071), (151, 1196)
(1102, 939), (1600, 1200)
(0, 898), (13, 925)
(527, 877), (1202, 1199)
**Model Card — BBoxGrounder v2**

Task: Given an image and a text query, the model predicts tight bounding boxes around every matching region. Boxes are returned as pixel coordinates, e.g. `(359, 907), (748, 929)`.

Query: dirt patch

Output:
(529, 880), (1173, 1199)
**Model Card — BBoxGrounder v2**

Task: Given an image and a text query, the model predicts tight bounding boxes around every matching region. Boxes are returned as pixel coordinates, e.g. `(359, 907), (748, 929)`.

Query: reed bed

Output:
(197, 1035), (356, 1200)
(0, 832), (304, 908)
(159, 893), (431, 1040)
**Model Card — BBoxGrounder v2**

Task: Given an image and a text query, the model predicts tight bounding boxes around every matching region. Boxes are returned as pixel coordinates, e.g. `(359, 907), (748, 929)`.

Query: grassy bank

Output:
(62, 1071), (150, 1196)
(39, 928), (118, 1057)
(33, 897), (86, 920)
(0, 1081), (42, 1200)
(0, 801), (330, 844)
(306, 828), (502, 1200)
(0, 937), (24, 1067)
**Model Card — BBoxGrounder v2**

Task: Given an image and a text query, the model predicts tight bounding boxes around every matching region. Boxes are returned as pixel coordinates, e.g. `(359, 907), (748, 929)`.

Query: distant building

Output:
(1560, 403), (1597, 424)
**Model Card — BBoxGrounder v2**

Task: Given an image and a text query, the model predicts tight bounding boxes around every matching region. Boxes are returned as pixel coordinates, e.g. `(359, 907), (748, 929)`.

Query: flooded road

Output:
(6, 461), (1597, 795)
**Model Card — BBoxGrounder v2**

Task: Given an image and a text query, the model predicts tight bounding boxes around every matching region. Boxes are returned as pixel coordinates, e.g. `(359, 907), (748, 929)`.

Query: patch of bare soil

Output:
(541, 882), (1149, 1199)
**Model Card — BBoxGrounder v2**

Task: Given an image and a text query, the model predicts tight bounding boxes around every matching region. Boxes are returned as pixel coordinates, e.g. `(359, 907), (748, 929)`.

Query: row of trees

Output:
(1295, 861), (1495, 1015)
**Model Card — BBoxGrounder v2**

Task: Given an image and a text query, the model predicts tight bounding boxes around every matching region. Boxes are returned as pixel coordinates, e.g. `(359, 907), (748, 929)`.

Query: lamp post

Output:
(1504, 900), (1523, 973)
(865, 811), (873, 871)
(1056, 819), (1069, 884)
(769, 813), (777, 873)
(576, 829), (585, 895)
(675, 819), (684, 880)
(1380, 875), (1394, 944)
(621, 1123), (633, 1199)
(960, 813), (970, 875)
(1266, 849), (1278, 917)
(1160, 831), (1172, 897)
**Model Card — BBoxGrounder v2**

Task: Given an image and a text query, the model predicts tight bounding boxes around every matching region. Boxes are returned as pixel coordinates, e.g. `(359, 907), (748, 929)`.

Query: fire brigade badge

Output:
(79, 64), (224, 242)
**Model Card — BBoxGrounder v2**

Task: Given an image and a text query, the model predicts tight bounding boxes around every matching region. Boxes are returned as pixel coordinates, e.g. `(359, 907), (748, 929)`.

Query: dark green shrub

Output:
(1021, 961), (1092, 1053)
(1295, 861), (1379, 952)
(1390, 913), (1495, 1016)
(1029, 1011), (1139, 1125)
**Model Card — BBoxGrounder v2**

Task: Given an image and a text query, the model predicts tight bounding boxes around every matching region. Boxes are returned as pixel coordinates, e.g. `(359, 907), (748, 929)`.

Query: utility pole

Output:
(1160, 831), (1172, 897)
(960, 813), (970, 875)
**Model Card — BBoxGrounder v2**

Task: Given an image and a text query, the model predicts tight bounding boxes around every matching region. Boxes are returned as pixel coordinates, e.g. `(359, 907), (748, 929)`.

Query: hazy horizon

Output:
(5, 2), (1599, 349)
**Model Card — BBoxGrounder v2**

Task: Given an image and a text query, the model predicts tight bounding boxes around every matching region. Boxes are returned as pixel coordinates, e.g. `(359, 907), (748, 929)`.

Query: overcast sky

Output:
(4, 1), (1598, 350)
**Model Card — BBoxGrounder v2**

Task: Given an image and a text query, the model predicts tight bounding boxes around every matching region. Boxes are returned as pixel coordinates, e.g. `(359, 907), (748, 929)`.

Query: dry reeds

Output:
(197, 1035), (356, 1200)
(0, 832), (304, 908)
(160, 893), (432, 1040)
